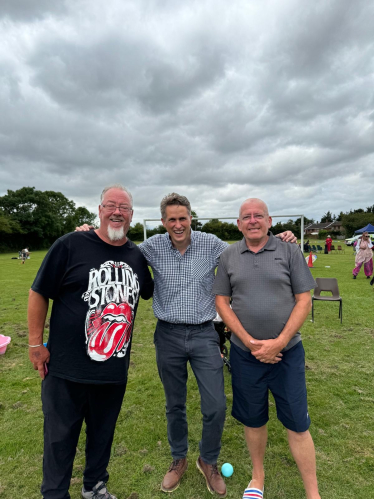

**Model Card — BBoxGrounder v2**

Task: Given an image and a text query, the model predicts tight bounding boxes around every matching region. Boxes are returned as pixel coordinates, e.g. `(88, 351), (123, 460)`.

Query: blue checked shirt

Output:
(139, 230), (229, 324)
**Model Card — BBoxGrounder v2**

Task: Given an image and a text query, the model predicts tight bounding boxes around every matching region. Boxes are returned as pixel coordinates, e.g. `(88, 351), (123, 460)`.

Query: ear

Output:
(161, 218), (166, 228)
(268, 216), (272, 228)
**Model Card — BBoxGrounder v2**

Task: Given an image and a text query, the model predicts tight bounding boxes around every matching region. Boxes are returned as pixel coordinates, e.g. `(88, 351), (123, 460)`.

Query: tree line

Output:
(1, 187), (373, 252)
(0, 187), (96, 252)
(130, 207), (374, 241)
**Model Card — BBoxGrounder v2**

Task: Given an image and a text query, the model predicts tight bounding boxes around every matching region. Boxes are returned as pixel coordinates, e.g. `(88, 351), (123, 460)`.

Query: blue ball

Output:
(221, 462), (234, 477)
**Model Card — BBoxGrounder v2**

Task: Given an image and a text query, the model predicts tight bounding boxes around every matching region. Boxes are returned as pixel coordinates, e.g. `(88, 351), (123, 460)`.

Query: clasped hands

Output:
(248, 338), (284, 364)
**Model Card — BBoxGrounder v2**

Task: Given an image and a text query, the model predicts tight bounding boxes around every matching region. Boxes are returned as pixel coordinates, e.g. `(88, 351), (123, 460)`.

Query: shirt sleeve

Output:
(215, 237), (230, 259)
(138, 239), (152, 265)
(212, 252), (232, 296)
(289, 247), (316, 295)
(139, 254), (154, 300)
(31, 237), (69, 300)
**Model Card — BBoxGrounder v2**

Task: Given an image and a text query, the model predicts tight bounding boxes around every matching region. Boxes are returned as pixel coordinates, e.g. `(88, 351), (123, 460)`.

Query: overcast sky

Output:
(1, 0), (373, 226)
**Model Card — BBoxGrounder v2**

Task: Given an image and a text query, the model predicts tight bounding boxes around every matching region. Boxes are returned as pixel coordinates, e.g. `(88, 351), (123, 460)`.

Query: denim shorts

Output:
(230, 341), (311, 432)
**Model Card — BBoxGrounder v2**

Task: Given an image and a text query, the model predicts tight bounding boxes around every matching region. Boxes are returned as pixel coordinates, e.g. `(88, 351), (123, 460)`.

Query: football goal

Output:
(143, 215), (305, 249)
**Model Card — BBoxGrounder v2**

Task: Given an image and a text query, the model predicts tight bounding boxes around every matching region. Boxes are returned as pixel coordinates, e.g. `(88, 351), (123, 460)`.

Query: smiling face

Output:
(162, 205), (192, 250)
(98, 188), (133, 244)
(237, 199), (272, 248)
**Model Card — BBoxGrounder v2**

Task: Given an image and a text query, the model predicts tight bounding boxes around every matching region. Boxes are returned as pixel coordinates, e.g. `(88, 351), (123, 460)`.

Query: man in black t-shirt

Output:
(28, 184), (153, 499)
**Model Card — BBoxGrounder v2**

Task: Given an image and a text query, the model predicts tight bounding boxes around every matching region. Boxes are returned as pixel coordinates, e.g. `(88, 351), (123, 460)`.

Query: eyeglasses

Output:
(101, 203), (133, 213)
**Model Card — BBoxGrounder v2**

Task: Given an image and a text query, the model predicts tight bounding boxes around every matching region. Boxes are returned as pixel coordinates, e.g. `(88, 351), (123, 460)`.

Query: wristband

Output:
(28, 344), (43, 348)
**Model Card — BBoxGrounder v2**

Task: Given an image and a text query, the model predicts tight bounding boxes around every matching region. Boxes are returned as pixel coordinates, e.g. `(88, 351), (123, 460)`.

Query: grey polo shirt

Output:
(213, 232), (316, 352)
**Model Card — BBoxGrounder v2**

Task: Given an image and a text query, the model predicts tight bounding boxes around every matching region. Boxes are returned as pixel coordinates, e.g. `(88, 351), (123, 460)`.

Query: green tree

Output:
(191, 210), (202, 231)
(0, 210), (23, 234)
(201, 219), (223, 238)
(271, 219), (302, 238)
(156, 224), (167, 234)
(341, 212), (374, 237)
(0, 187), (96, 251)
(127, 222), (145, 241)
(70, 206), (97, 229)
(201, 219), (241, 240)
(320, 211), (334, 223)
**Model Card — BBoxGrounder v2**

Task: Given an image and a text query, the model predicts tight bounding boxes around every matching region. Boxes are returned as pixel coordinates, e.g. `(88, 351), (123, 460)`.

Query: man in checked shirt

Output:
(138, 193), (296, 497)
(77, 192), (295, 496)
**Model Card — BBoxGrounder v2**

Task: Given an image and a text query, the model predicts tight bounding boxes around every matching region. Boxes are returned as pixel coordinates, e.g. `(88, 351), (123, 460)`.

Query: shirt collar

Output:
(239, 231), (277, 254)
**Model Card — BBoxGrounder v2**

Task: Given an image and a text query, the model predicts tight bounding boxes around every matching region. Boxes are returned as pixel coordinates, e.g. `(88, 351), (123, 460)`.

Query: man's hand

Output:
(250, 338), (283, 363)
(75, 224), (94, 231)
(29, 346), (50, 379)
(276, 231), (297, 243)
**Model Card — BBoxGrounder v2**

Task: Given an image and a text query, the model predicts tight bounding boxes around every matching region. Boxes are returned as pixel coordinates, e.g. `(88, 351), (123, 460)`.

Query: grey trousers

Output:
(154, 320), (226, 464)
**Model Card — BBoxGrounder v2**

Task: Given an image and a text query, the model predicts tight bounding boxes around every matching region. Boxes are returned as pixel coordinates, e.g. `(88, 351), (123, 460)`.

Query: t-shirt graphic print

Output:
(82, 260), (140, 362)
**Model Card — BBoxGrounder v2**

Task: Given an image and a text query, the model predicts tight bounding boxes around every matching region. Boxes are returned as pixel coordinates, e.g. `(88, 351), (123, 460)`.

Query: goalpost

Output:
(143, 215), (305, 250)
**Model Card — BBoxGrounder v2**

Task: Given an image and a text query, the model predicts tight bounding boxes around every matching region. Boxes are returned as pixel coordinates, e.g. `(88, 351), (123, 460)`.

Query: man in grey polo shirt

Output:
(214, 198), (321, 499)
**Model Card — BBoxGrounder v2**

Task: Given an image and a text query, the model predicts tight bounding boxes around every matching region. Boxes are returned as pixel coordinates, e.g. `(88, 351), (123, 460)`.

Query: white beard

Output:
(107, 225), (125, 241)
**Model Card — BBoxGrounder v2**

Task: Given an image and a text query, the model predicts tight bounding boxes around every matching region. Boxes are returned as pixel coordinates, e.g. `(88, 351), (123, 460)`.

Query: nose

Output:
(112, 206), (122, 215)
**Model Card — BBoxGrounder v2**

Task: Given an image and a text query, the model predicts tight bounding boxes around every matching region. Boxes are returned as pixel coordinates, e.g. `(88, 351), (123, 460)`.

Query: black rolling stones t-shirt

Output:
(32, 231), (154, 384)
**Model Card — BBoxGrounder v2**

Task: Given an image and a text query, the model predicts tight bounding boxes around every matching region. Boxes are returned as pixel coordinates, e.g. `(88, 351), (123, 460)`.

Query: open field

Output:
(0, 246), (373, 499)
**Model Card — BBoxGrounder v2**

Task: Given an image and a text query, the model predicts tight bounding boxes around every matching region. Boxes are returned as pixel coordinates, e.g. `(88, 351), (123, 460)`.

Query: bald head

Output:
(239, 198), (269, 219)
(237, 198), (272, 249)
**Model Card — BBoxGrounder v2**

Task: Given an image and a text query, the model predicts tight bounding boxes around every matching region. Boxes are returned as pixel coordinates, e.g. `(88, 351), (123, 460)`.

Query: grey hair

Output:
(160, 193), (191, 219)
(239, 198), (269, 217)
(100, 184), (133, 207)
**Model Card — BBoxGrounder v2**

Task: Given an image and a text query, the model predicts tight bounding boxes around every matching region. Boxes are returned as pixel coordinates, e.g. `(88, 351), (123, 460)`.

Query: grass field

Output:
(0, 244), (373, 499)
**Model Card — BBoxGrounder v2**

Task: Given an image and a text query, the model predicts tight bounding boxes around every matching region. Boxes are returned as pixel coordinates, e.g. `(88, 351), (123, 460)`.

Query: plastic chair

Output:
(337, 245), (345, 254)
(330, 245), (336, 253)
(311, 245), (318, 252)
(312, 278), (342, 323)
(317, 245), (323, 252)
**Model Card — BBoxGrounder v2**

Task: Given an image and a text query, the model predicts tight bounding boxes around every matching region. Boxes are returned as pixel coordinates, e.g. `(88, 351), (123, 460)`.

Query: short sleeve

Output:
(31, 238), (69, 300)
(212, 253), (232, 296)
(214, 237), (230, 260)
(289, 247), (316, 295)
(138, 239), (152, 265)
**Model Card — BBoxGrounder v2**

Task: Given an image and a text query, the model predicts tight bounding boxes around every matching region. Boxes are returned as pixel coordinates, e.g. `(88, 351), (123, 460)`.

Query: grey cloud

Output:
(0, 0), (67, 21)
(1, 0), (374, 224)
(29, 32), (227, 116)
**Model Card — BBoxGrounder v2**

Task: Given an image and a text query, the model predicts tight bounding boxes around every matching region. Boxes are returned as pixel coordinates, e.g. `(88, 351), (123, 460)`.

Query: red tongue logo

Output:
(86, 302), (133, 361)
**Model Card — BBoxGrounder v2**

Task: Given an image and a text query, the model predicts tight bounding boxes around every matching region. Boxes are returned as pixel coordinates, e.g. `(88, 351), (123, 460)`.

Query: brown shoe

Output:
(196, 457), (227, 497)
(161, 458), (188, 493)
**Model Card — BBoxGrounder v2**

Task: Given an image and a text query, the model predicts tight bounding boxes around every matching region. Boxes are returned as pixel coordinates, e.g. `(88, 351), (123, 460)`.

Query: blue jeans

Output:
(154, 320), (226, 464)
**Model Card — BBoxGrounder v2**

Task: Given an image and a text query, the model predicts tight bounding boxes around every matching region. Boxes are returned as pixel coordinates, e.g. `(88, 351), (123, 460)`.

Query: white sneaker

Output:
(81, 481), (117, 499)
